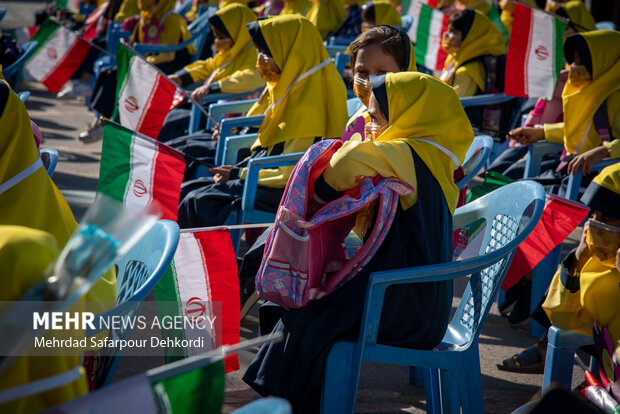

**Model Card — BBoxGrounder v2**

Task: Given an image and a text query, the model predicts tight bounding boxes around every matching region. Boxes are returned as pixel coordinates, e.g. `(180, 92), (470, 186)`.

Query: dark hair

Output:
(564, 33), (593, 76)
(349, 25), (406, 72)
(246, 20), (272, 57)
(210, 14), (231, 39)
(361, 2), (375, 23)
(447, 9), (475, 41)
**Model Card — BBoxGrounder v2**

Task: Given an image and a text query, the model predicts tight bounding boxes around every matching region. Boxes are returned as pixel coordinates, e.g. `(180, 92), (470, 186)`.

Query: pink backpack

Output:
(256, 139), (414, 309)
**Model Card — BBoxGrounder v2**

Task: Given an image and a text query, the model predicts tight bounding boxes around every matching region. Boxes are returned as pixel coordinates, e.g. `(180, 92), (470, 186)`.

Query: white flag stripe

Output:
(118, 57), (160, 132)
(25, 27), (73, 81)
(136, 74), (163, 132)
(123, 135), (156, 209)
(426, 10), (445, 70)
(526, 10), (555, 97)
(173, 234), (215, 356)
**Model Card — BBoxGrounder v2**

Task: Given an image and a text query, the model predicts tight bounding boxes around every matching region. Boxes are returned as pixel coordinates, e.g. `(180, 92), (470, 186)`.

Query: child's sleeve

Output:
(602, 92), (620, 159)
(175, 59), (217, 85)
(219, 69), (265, 94)
(451, 73), (479, 98)
(543, 122), (565, 144)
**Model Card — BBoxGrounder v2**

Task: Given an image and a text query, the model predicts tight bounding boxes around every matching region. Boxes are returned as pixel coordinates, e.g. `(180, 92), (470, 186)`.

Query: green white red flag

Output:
(113, 42), (183, 139)
(154, 228), (241, 373)
(505, 3), (566, 98)
(407, 3), (449, 71)
(24, 19), (91, 94)
(97, 120), (186, 221)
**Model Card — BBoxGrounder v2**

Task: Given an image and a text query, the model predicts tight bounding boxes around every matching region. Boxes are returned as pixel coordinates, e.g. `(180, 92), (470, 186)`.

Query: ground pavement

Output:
(3, 3), (584, 412)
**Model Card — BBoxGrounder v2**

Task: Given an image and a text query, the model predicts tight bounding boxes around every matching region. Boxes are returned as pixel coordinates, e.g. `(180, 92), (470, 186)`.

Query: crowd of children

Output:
(0, 0), (619, 412)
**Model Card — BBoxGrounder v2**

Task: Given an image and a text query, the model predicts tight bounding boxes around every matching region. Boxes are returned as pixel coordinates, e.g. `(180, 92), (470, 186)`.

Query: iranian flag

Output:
(501, 194), (589, 290)
(24, 19), (91, 94)
(408, 3), (449, 71)
(2, 26), (39, 45)
(114, 42), (182, 139)
(154, 228), (240, 373)
(505, 3), (566, 98)
(97, 120), (186, 221)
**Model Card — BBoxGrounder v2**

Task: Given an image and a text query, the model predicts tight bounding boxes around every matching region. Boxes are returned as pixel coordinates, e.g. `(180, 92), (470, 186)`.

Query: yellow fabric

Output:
(327, 72), (473, 212)
(220, 0), (251, 7)
(247, 15), (348, 148)
(604, 140), (620, 160)
(442, 10), (504, 92)
(458, 0), (490, 15)
(544, 122), (565, 143)
(306, 0), (347, 39)
(373, 1), (401, 26)
(592, 162), (620, 195)
(0, 226), (89, 414)
(181, 3), (264, 93)
(114, 0), (139, 22)
(544, 258), (620, 346)
(561, 31), (620, 155)
(560, 0), (596, 33)
(140, 0), (176, 22)
(239, 136), (317, 187)
(452, 70), (480, 97)
(280, 0), (311, 15)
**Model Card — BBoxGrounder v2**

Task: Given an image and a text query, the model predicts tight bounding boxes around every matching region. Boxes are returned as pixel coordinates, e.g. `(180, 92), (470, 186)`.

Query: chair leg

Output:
(438, 369), (460, 414)
(409, 366), (424, 386)
(542, 342), (577, 392)
(530, 245), (562, 337)
(321, 341), (360, 414)
(457, 350), (484, 414)
(423, 368), (441, 414)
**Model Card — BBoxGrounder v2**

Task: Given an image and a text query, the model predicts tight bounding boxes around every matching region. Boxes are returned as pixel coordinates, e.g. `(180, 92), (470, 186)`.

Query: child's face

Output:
(213, 26), (233, 53)
(587, 211), (620, 267)
(256, 50), (281, 84)
(353, 43), (401, 78)
(361, 6), (375, 32)
(568, 48), (592, 89)
(442, 27), (463, 55)
(365, 93), (388, 141)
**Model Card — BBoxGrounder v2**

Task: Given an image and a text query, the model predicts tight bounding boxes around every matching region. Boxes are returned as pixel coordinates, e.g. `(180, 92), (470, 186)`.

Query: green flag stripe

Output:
(97, 121), (133, 202)
(112, 43), (135, 122)
(26, 19), (59, 63)
(154, 262), (187, 362)
(553, 19), (566, 86)
(414, 6), (432, 66)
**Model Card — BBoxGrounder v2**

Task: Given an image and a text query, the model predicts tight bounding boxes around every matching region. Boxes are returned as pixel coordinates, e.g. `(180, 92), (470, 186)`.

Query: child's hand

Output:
(210, 165), (236, 183)
(168, 74), (182, 86)
(567, 146), (610, 176)
(506, 127), (544, 145)
(191, 85), (211, 103)
(574, 221), (592, 273)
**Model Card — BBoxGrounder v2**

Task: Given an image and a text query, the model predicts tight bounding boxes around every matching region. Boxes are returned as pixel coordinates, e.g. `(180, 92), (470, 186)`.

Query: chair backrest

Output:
(457, 135), (493, 190)
(334, 52), (349, 76)
(448, 181), (545, 345)
(40, 148), (59, 177)
(106, 22), (131, 54)
(347, 97), (363, 118)
(87, 220), (180, 388)
(187, 7), (216, 61)
(3, 40), (38, 88)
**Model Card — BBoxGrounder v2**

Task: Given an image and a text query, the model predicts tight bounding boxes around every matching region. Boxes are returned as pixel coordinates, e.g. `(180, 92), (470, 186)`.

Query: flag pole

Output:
(121, 40), (219, 126)
(179, 223), (274, 233)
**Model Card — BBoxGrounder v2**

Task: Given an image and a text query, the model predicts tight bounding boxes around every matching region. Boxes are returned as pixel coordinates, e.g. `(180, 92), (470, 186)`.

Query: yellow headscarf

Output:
(280, 0), (311, 15)
(247, 15), (348, 147)
(0, 81), (114, 411)
(376, 72), (474, 212)
(306, 0), (348, 39)
(442, 9), (504, 91)
(372, 1), (401, 26)
(458, 0), (491, 15)
(561, 31), (620, 155)
(115, 0), (140, 22)
(560, 0), (595, 33)
(209, 4), (259, 83)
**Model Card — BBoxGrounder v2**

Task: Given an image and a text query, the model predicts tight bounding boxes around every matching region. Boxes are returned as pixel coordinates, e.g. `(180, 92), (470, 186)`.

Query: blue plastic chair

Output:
(0, 7), (6, 23)
(85, 219), (180, 388)
(334, 52), (349, 77)
(40, 148), (59, 177)
(18, 91), (30, 103)
(321, 180), (546, 414)
(232, 398), (293, 414)
(3, 41), (38, 89)
(175, 0), (193, 15)
(595, 21), (616, 31)
(133, 7), (216, 62)
(187, 88), (263, 134)
(523, 141), (564, 178)
(542, 326), (594, 392)
(457, 135), (493, 191)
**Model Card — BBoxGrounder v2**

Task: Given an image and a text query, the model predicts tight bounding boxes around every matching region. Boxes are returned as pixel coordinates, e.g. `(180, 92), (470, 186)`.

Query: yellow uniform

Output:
(280, 0), (311, 16)
(306, 0), (347, 39)
(114, 0), (139, 22)
(176, 4), (265, 93)
(543, 31), (620, 158)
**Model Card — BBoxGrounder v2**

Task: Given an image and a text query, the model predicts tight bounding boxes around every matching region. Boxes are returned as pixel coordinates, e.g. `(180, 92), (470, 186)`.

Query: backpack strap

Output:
(593, 99), (613, 143)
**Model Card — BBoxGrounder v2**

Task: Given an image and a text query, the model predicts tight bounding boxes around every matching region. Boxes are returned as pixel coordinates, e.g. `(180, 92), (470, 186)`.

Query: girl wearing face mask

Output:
(243, 71), (473, 413)
(176, 15), (348, 229)
(159, 4), (265, 140)
(506, 31), (620, 179)
(439, 9), (504, 98)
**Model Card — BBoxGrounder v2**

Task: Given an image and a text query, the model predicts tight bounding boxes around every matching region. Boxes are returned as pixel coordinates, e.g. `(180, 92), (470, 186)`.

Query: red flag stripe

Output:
(505, 4), (532, 98)
(41, 36), (91, 94)
(152, 141), (186, 221)
(136, 73), (177, 139)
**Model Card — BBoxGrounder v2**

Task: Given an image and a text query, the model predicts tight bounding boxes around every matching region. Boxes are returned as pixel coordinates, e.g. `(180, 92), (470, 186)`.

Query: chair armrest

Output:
(223, 134), (258, 165)
(215, 115), (264, 165)
(207, 99), (259, 129)
(133, 38), (194, 55)
(241, 153), (304, 214)
(565, 158), (619, 201)
(188, 93), (261, 134)
(523, 141), (564, 178)
(459, 93), (515, 108)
